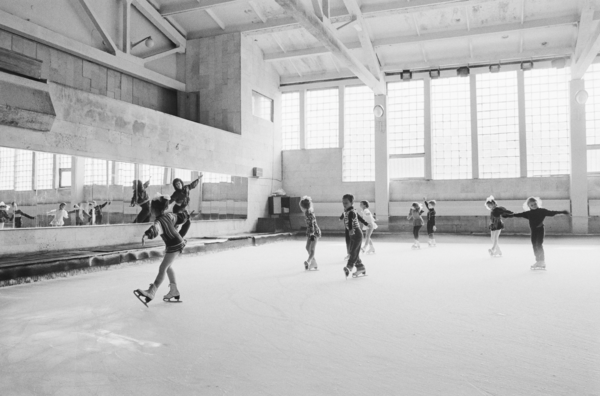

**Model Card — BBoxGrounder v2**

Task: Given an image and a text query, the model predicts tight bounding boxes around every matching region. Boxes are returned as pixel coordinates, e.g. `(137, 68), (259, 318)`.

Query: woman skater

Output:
(131, 180), (151, 223)
(134, 194), (191, 306)
(485, 196), (513, 257)
(407, 202), (425, 249)
(169, 175), (201, 238)
(300, 196), (320, 270)
(506, 197), (569, 270)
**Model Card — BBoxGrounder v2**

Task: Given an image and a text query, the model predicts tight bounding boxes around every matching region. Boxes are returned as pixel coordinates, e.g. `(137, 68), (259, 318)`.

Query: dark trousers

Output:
(96, 214), (103, 225)
(344, 229), (351, 254)
(413, 225), (422, 239)
(76, 217), (84, 226)
(531, 226), (545, 262)
(346, 230), (364, 270)
(133, 203), (151, 223)
(427, 222), (435, 237)
(15, 217), (22, 228)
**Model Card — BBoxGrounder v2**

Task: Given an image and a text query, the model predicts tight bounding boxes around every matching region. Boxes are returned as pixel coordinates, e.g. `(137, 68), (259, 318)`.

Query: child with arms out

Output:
(299, 196), (320, 271)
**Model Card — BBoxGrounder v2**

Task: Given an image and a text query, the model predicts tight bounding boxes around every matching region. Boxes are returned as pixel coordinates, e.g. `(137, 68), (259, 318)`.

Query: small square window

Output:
(252, 91), (274, 122)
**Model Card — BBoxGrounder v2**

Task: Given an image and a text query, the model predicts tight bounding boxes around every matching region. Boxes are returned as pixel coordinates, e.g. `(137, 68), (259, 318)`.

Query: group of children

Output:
(0, 202), (36, 229)
(47, 201), (112, 227)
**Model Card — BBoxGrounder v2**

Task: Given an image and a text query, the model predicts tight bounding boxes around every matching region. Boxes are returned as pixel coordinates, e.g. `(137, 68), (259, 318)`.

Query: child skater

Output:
(342, 194), (367, 278)
(340, 209), (370, 260)
(134, 194), (190, 307)
(69, 203), (90, 226)
(11, 202), (35, 228)
(47, 203), (68, 227)
(88, 200), (111, 225)
(423, 198), (437, 247)
(484, 196), (513, 257)
(131, 180), (151, 223)
(169, 174), (201, 238)
(407, 202), (425, 249)
(506, 197), (569, 270)
(0, 202), (13, 229)
(359, 200), (377, 254)
(299, 196), (320, 270)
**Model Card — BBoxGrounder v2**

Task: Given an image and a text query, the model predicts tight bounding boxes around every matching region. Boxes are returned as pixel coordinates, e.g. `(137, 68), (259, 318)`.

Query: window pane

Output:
(390, 157), (425, 179)
(476, 71), (520, 178)
(431, 77), (472, 179)
(524, 68), (570, 176)
(115, 162), (135, 186)
(0, 148), (15, 190)
(585, 63), (600, 147)
(36, 152), (54, 189)
(203, 172), (232, 183)
(139, 165), (165, 185)
(58, 155), (71, 169)
(84, 158), (108, 185)
(388, 81), (425, 155)
(252, 91), (273, 122)
(343, 85), (375, 182)
(15, 150), (33, 191)
(306, 88), (339, 149)
(588, 149), (600, 172)
(173, 169), (192, 181)
(282, 92), (300, 150)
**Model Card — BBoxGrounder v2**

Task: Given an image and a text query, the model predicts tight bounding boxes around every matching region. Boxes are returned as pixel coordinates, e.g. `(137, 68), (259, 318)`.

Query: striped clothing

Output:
(305, 210), (321, 238)
(144, 212), (188, 253)
(343, 206), (362, 231)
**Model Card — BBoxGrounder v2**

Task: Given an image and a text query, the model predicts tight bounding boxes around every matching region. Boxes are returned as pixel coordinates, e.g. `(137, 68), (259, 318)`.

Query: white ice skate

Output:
(307, 259), (318, 271)
(133, 283), (157, 307)
(488, 248), (494, 256)
(411, 242), (420, 250)
(367, 246), (375, 254)
(163, 283), (182, 302)
(352, 268), (367, 278)
(530, 261), (546, 271)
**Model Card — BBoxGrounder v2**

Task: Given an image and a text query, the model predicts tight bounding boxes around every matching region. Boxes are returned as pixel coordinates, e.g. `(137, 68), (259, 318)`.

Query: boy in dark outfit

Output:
(506, 197), (569, 270)
(131, 180), (151, 223)
(424, 198), (437, 247)
(342, 194), (367, 278)
(169, 174), (202, 238)
(339, 210), (369, 260)
(11, 202), (35, 228)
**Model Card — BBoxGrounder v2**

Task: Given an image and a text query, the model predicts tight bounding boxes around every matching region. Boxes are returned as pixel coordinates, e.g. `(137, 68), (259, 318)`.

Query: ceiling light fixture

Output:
(429, 69), (440, 79)
(521, 61), (534, 71)
(489, 64), (501, 73)
(131, 36), (154, 49)
(400, 70), (412, 81)
(457, 66), (470, 77)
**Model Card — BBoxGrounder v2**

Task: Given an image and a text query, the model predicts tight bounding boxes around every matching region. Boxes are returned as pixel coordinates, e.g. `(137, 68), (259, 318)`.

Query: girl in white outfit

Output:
(48, 203), (69, 226)
(360, 200), (377, 254)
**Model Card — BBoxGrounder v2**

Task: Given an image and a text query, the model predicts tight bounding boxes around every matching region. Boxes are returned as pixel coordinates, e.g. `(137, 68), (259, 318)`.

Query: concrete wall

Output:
(0, 29), (177, 115)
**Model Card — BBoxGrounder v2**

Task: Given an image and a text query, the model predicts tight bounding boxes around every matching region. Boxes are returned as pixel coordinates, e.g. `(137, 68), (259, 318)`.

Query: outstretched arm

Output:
(356, 213), (369, 227)
(506, 211), (528, 219)
(188, 178), (200, 190)
(542, 209), (570, 217)
(423, 198), (430, 210)
(20, 211), (35, 219)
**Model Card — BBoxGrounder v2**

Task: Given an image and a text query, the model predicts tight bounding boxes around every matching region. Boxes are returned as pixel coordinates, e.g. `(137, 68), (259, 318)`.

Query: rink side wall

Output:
(0, 32), (282, 255)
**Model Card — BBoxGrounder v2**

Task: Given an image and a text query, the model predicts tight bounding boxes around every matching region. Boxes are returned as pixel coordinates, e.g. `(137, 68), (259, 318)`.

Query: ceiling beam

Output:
(160, 0), (245, 16)
(264, 15), (586, 62)
(274, 0), (385, 94)
(248, 1), (268, 24)
(206, 9), (226, 30)
(143, 46), (186, 64)
(341, 0), (383, 79)
(77, 0), (118, 55)
(122, 0), (132, 53)
(575, 0), (596, 60)
(132, 0), (187, 48)
(572, 25), (600, 78)
(381, 46), (573, 72)
(0, 8), (185, 91)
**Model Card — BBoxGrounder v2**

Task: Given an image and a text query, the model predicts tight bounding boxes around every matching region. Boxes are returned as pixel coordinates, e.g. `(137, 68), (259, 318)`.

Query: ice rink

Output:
(1, 235), (599, 396)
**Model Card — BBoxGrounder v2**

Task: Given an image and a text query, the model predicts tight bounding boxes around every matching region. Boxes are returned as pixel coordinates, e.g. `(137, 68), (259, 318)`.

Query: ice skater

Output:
(407, 202), (425, 249)
(0, 202), (13, 229)
(485, 196), (513, 257)
(299, 196), (320, 270)
(134, 194), (190, 307)
(131, 180), (151, 223)
(359, 200), (377, 254)
(88, 201), (111, 225)
(169, 174), (201, 238)
(47, 203), (69, 227)
(423, 198), (437, 247)
(342, 194), (367, 278)
(505, 197), (569, 270)
(340, 209), (369, 260)
(11, 202), (35, 228)
(69, 203), (90, 226)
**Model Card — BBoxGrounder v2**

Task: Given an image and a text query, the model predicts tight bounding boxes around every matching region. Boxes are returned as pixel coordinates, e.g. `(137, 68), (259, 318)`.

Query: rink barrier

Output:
(0, 232), (296, 287)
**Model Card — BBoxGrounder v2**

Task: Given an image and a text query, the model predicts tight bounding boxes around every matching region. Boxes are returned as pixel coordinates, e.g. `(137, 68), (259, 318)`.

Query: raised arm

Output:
(99, 201), (109, 209)
(424, 199), (430, 210)
(188, 178), (200, 190)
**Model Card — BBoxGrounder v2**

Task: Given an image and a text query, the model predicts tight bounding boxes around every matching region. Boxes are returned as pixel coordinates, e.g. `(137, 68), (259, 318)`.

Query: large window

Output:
(115, 162), (135, 186)
(431, 77), (472, 179)
(203, 172), (232, 183)
(343, 86), (375, 182)
(139, 165), (166, 185)
(306, 88), (339, 149)
(58, 155), (72, 188)
(84, 158), (108, 185)
(15, 150), (33, 191)
(282, 92), (301, 150)
(524, 68), (570, 176)
(588, 149), (600, 173)
(388, 81), (425, 179)
(476, 71), (520, 178)
(585, 63), (600, 172)
(36, 152), (54, 189)
(173, 168), (192, 181)
(0, 148), (15, 190)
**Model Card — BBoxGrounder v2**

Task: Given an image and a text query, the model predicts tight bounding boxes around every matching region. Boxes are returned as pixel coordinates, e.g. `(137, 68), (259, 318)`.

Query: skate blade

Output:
(133, 290), (149, 308)
(163, 298), (183, 303)
(530, 267), (546, 271)
(352, 273), (368, 278)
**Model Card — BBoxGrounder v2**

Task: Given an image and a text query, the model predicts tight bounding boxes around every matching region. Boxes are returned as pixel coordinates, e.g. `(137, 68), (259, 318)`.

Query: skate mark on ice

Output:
(465, 379), (498, 396)
(94, 330), (162, 349)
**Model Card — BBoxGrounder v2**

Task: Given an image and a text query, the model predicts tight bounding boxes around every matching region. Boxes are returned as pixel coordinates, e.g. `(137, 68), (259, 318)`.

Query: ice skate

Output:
(411, 242), (420, 250)
(494, 249), (503, 257)
(530, 261), (546, 271)
(488, 248), (494, 256)
(343, 266), (351, 279)
(352, 267), (367, 278)
(432, 239), (437, 247)
(367, 246), (375, 254)
(304, 260), (309, 270)
(133, 283), (157, 307)
(307, 259), (318, 271)
(163, 283), (181, 302)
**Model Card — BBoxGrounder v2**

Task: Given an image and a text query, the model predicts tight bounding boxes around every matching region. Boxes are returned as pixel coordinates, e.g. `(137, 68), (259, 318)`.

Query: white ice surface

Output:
(0, 236), (599, 396)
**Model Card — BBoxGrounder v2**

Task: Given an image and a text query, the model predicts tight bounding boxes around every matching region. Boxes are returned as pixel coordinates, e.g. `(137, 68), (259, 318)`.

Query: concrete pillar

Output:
(569, 78), (589, 234)
(70, 156), (85, 206)
(374, 94), (389, 226)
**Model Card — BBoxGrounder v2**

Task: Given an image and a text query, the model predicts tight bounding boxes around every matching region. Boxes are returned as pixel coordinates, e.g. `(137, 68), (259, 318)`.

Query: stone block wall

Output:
(0, 29), (177, 115)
